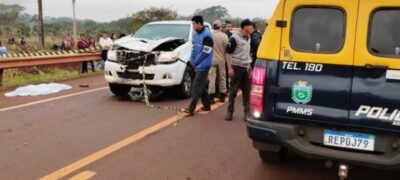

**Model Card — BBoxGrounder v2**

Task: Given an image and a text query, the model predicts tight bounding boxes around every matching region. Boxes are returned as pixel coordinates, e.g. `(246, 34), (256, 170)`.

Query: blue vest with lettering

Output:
(190, 27), (213, 72)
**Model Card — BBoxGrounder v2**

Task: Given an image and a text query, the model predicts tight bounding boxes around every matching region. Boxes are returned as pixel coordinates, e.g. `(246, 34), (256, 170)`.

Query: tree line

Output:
(0, 4), (267, 40)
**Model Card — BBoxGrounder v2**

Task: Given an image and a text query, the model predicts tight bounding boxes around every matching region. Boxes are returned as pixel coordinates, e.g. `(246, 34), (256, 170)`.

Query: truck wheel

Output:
(109, 83), (131, 96)
(175, 67), (194, 99)
(258, 148), (287, 164)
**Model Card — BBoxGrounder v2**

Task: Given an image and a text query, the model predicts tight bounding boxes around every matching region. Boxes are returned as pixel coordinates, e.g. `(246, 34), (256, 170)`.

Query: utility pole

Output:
(38, 0), (45, 49)
(72, 0), (77, 43)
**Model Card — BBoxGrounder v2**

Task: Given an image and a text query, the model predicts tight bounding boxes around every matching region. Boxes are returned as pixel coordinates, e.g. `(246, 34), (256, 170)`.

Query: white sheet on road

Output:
(4, 83), (72, 97)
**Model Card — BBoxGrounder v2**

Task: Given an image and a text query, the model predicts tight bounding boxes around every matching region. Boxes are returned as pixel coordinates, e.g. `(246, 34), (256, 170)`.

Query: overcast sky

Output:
(3, 0), (279, 22)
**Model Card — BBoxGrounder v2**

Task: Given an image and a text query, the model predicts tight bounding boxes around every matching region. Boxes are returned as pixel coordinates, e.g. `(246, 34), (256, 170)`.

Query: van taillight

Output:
(250, 65), (266, 119)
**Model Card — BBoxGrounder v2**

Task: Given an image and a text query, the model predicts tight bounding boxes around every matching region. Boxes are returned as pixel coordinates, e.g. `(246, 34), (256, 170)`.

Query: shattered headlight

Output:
(156, 51), (179, 63)
(107, 50), (117, 61)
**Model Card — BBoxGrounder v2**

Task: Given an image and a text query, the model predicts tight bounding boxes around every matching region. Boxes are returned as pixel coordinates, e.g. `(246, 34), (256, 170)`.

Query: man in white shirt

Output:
(99, 33), (113, 70)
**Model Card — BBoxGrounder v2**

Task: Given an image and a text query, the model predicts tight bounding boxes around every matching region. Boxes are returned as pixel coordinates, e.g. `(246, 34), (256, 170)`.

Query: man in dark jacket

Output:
(250, 23), (263, 68)
(182, 16), (214, 116)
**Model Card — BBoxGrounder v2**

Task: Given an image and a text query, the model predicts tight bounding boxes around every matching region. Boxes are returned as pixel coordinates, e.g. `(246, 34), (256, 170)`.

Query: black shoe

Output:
(225, 112), (233, 121)
(220, 93), (226, 103)
(181, 108), (194, 116)
(209, 94), (215, 104)
(201, 106), (211, 111)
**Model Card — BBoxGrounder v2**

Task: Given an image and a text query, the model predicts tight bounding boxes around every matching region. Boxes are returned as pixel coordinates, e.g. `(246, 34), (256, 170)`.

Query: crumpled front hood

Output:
(114, 36), (182, 52)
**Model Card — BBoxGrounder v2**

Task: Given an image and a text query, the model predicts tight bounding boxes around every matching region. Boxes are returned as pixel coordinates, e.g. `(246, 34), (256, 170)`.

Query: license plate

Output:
(323, 130), (375, 152)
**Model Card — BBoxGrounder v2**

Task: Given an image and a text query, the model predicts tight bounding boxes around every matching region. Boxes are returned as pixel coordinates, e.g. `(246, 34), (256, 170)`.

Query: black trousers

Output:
(101, 50), (108, 61)
(82, 61), (95, 73)
(227, 66), (251, 114)
(188, 71), (210, 112)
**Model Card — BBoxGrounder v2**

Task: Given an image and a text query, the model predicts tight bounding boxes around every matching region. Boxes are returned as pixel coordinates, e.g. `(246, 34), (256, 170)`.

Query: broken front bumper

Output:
(104, 60), (187, 87)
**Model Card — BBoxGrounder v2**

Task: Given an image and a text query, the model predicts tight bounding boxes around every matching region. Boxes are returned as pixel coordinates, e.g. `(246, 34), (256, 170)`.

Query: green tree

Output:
(252, 17), (268, 33)
(193, 6), (231, 23)
(132, 7), (177, 31)
(0, 4), (25, 36)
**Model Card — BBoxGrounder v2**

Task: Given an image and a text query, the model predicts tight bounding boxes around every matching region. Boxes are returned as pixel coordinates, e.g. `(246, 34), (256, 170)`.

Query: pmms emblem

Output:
(292, 81), (313, 104)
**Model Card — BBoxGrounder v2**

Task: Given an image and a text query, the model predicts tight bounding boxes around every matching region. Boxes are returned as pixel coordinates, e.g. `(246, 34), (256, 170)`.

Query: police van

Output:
(247, 0), (400, 177)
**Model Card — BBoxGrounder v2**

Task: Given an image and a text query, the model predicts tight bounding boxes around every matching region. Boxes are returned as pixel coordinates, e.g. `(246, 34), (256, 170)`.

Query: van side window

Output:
(369, 9), (400, 58)
(290, 7), (345, 54)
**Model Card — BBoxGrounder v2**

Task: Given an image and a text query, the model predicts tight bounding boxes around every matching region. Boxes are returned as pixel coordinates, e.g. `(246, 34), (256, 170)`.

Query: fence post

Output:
(0, 69), (3, 89)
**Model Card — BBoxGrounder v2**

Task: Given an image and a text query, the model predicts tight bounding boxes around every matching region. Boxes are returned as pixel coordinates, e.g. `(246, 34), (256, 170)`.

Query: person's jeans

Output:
(188, 71), (211, 112)
(227, 66), (251, 114)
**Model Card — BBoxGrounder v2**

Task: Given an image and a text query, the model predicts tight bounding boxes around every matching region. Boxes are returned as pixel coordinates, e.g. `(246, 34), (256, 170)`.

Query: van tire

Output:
(109, 83), (131, 96)
(175, 66), (194, 99)
(258, 148), (287, 164)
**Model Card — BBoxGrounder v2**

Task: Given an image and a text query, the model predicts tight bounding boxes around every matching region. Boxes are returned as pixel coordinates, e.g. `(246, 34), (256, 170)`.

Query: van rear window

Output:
(369, 9), (400, 58)
(290, 7), (345, 53)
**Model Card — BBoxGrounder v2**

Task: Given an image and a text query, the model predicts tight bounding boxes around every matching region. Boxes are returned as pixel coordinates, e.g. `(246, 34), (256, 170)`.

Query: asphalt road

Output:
(0, 75), (398, 180)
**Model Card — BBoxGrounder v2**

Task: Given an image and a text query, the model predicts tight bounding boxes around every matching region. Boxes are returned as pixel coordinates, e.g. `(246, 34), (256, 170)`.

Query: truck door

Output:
(351, 0), (400, 132)
(274, 0), (358, 123)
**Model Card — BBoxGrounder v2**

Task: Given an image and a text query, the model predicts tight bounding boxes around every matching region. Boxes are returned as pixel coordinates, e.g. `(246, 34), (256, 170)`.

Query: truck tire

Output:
(258, 148), (287, 164)
(175, 67), (194, 99)
(109, 83), (131, 96)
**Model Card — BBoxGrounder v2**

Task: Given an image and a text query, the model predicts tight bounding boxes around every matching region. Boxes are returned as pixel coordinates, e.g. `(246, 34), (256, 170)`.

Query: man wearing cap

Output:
(182, 15), (214, 116)
(208, 20), (229, 104)
(225, 19), (255, 121)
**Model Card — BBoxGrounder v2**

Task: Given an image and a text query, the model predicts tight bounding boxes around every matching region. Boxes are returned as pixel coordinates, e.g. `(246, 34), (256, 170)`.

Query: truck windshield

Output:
(134, 24), (190, 41)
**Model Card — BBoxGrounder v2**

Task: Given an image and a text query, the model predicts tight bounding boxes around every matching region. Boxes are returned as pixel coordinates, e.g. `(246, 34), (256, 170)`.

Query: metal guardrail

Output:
(0, 50), (102, 88)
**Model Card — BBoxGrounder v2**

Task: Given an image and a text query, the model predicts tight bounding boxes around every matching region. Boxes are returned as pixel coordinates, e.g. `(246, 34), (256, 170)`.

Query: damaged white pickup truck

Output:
(104, 21), (210, 98)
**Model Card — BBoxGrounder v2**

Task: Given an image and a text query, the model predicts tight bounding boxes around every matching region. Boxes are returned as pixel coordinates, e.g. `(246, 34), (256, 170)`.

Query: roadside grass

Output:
(3, 68), (102, 89)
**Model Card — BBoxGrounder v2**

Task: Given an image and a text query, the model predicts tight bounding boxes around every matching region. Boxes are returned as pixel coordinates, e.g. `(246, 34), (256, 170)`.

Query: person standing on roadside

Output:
(223, 20), (234, 91)
(225, 21), (234, 38)
(250, 22), (263, 68)
(182, 15), (214, 116)
(78, 34), (91, 73)
(208, 20), (228, 104)
(0, 40), (7, 55)
(87, 36), (97, 72)
(111, 33), (119, 43)
(99, 33), (113, 70)
(225, 19), (255, 121)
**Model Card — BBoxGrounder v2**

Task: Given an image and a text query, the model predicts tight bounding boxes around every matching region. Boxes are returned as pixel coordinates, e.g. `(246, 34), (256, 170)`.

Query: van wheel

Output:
(175, 67), (194, 99)
(109, 83), (131, 96)
(258, 148), (287, 164)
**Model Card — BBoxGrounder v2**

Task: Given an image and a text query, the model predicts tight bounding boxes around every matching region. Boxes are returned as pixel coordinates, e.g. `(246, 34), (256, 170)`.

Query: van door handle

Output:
(365, 64), (388, 70)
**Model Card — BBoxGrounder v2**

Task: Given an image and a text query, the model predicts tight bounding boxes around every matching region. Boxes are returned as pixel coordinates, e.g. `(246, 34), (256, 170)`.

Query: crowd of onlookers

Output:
(182, 16), (264, 122)
(74, 32), (125, 73)
(0, 32), (125, 74)
(0, 37), (29, 55)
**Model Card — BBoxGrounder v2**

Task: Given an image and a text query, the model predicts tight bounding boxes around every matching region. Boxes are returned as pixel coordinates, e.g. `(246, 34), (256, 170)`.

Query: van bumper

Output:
(247, 118), (400, 170)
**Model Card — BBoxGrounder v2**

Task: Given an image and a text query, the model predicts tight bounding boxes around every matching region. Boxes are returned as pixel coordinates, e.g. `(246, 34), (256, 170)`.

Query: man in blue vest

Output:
(182, 15), (214, 116)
